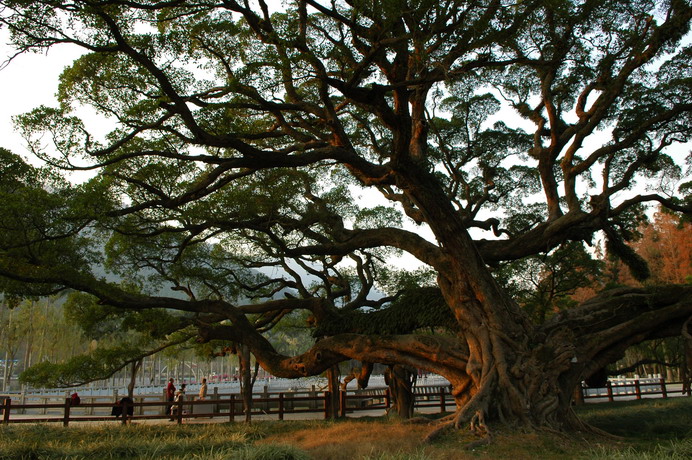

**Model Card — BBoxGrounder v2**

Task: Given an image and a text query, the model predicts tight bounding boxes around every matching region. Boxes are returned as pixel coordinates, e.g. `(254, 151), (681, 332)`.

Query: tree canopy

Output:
(1, 0), (691, 436)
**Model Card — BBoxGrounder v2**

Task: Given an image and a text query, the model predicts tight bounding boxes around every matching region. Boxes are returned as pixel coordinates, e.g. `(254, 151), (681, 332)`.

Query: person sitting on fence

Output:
(170, 384), (186, 418)
(70, 392), (81, 406)
(111, 397), (134, 418)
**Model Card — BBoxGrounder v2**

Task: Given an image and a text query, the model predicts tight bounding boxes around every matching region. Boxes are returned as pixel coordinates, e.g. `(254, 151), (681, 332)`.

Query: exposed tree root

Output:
(572, 421), (623, 440)
(464, 434), (493, 451)
(422, 421), (454, 443)
(469, 409), (489, 436)
(423, 417), (495, 449)
(403, 416), (431, 425)
(561, 408), (623, 440)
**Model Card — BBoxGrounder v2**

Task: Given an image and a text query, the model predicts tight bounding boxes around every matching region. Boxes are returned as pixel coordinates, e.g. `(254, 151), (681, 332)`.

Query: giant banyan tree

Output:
(0, 0), (691, 436)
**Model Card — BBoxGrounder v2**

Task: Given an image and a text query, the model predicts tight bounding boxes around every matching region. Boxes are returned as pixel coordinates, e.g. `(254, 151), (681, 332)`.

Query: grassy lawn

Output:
(0, 397), (690, 459)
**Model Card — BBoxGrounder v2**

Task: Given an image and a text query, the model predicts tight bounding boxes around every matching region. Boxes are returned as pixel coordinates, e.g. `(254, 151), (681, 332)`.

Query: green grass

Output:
(574, 398), (692, 460)
(576, 397), (692, 439)
(0, 398), (690, 459)
(0, 424), (307, 460)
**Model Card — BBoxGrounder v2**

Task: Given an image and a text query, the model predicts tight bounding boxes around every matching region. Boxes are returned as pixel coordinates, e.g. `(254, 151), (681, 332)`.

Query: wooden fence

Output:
(3, 379), (688, 426)
(0, 385), (452, 426)
(575, 378), (690, 404)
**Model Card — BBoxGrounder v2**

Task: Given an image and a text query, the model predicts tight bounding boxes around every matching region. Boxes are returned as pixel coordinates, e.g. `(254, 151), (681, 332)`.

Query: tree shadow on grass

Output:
(575, 398), (692, 440)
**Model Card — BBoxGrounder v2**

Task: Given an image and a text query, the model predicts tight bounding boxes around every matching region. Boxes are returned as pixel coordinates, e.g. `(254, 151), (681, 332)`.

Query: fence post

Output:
(2, 397), (11, 424)
(339, 390), (347, 418)
(309, 385), (317, 410)
(384, 388), (391, 409)
(229, 394), (235, 422)
(323, 391), (330, 420)
(634, 380), (641, 400)
(286, 391), (294, 411)
(660, 378), (668, 398)
(63, 397), (71, 427)
(439, 387), (446, 413)
(278, 393), (284, 421)
(19, 388), (26, 415)
(42, 396), (48, 415)
(121, 399), (130, 425)
(176, 397), (183, 425)
(213, 387), (219, 414)
(606, 381), (614, 402)
(162, 389), (168, 415)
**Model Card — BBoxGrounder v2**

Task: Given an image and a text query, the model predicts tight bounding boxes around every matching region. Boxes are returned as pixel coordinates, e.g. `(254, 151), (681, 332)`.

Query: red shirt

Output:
(166, 381), (176, 398)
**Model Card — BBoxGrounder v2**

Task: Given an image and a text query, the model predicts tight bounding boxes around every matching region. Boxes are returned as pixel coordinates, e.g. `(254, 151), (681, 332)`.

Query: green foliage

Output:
(315, 287), (456, 337)
(375, 268), (438, 296)
(264, 311), (314, 356)
(495, 242), (604, 323)
(20, 343), (145, 387)
(0, 297), (90, 383)
(605, 236), (651, 282)
(64, 292), (184, 340)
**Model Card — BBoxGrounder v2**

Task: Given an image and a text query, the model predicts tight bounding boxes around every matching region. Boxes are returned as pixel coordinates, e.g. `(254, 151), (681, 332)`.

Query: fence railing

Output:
(0, 385), (452, 426)
(576, 378), (690, 403)
(4, 378), (686, 425)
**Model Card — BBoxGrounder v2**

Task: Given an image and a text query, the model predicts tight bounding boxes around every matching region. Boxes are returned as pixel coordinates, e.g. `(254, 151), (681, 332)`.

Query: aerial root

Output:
(469, 410), (488, 435)
(423, 408), (495, 446)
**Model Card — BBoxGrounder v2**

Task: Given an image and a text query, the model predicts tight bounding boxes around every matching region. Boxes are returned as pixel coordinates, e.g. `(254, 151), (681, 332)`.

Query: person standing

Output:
(166, 378), (176, 419)
(199, 378), (208, 400)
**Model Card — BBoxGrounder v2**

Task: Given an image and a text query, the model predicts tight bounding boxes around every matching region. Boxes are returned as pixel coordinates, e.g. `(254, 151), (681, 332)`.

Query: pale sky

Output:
(0, 30), (84, 163)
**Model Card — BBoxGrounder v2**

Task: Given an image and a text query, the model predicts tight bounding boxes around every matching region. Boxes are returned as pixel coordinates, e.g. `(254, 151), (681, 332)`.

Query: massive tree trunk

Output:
(398, 168), (564, 429)
(438, 278), (550, 430)
(333, 161), (691, 430)
(438, 283), (692, 431)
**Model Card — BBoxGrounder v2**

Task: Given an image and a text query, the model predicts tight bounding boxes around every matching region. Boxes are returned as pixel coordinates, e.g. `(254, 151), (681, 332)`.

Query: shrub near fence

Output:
(0, 385), (453, 426)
